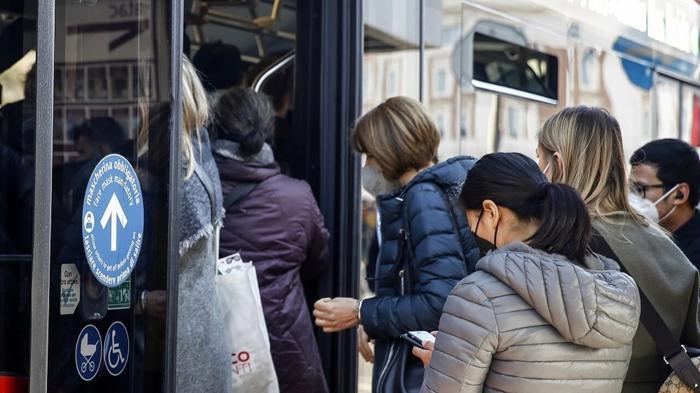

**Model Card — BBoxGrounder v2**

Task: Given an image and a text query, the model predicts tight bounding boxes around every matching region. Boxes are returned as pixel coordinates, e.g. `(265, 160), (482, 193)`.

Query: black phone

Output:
(400, 332), (426, 349)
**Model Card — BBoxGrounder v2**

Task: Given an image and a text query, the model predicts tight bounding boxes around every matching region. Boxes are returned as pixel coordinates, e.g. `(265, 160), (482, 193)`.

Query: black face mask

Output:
(473, 211), (497, 257)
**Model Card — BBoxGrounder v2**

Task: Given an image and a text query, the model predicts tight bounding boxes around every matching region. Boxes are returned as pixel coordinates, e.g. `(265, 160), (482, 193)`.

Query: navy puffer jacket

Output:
(360, 156), (479, 393)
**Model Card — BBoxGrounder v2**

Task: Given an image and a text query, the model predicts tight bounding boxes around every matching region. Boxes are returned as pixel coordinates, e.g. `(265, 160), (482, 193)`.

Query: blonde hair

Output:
(351, 96), (439, 181)
(181, 56), (210, 178)
(537, 106), (645, 224)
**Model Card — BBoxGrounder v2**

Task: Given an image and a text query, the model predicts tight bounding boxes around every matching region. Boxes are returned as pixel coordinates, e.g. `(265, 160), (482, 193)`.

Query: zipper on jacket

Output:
(376, 342), (398, 392)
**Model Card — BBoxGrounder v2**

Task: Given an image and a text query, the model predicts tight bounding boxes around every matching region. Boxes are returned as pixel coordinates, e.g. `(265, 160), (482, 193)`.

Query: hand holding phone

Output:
(400, 330), (436, 349)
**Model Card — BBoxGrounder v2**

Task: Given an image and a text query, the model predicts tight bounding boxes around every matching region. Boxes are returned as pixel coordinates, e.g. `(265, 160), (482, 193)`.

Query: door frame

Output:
(295, 0), (362, 391)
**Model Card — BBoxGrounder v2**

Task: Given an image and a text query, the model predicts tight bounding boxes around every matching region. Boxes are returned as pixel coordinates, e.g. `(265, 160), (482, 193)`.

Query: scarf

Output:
(179, 130), (224, 256)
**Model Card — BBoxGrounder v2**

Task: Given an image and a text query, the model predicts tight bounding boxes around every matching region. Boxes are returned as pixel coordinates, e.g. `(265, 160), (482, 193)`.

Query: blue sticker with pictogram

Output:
(82, 154), (143, 288)
(104, 321), (129, 376)
(75, 324), (102, 381)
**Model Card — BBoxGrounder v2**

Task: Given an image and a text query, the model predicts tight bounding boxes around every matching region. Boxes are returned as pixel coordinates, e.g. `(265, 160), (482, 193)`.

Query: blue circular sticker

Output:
(104, 321), (129, 376)
(75, 324), (102, 381)
(82, 154), (144, 288)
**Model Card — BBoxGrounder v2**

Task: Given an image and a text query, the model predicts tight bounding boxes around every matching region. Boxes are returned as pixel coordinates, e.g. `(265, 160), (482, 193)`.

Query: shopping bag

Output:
(216, 253), (279, 393)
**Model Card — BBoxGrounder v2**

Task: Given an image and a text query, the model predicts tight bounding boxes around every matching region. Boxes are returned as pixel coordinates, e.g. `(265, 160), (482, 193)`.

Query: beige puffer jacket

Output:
(420, 243), (641, 393)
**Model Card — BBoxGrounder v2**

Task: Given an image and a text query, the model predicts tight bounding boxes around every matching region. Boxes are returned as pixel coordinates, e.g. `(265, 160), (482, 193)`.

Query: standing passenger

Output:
(213, 87), (330, 393)
(176, 57), (232, 393)
(416, 152), (641, 393)
(313, 96), (479, 393)
(629, 139), (700, 270)
(537, 106), (700, 393)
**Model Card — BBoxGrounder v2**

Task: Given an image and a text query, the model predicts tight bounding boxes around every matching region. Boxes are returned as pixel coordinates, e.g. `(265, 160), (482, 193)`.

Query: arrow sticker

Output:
(82, 154), (144, 288)
(100, 193), (128, 252)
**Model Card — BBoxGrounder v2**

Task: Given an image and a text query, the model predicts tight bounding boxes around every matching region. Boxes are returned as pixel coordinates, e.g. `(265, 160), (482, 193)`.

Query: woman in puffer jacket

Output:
(313, 96), (479, 393)
(415, 152), (641, 393)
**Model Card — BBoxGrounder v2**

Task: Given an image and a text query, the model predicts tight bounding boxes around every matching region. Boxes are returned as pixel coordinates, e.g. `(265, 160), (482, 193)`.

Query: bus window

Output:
(681, 84), (700, 146)
(0, 1), (36, 390)
(654, 74), (681, 139)
(472, 32), (559, 105)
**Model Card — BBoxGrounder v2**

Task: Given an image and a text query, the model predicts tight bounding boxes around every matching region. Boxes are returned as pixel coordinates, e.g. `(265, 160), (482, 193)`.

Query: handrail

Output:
(251, 50), (295, 92)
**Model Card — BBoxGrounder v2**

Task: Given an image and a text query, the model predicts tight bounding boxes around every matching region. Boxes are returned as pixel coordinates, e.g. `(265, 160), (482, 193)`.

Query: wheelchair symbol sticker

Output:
(75, 324), (102, 381)
(103, 321), (129, 376)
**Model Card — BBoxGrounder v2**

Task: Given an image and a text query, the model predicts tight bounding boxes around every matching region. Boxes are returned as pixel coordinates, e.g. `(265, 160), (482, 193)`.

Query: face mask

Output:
(653, 184), (681, 223)
(628, 192), (660, 223)
(472, 211), (498, 257)
(362, 165), (399, 197)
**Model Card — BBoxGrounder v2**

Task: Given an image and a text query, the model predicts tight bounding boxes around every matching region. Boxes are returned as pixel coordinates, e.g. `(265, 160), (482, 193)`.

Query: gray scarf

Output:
(179, 131), (224, 256)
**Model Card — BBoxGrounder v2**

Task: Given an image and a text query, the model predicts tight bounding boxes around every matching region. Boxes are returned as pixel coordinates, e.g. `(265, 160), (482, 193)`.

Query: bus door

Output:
(0, 0), (182, 392)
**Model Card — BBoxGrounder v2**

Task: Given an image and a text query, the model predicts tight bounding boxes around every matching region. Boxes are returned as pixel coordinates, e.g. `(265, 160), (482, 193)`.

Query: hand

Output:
(357, 325), (374, 363)
(313, 297), (360, 333)
(411, 331), (437, 368)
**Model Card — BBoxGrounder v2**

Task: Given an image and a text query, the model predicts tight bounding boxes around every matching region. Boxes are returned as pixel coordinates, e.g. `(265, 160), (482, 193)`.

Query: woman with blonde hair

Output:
(175, 56), (232, 393)
(537, 106), (700, 393)
(313, 96), (479, 392)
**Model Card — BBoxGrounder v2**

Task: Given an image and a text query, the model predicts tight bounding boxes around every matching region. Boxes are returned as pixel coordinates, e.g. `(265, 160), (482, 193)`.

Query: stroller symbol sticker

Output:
(75, 324), (102, 381)
(104, 321), (129, 376)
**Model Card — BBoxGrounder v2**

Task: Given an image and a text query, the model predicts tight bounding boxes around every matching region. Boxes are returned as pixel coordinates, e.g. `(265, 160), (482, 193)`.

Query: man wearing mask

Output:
(630, 138), (700, 269)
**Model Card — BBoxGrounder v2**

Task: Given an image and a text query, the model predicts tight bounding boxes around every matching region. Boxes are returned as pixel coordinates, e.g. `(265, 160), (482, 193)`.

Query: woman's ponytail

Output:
(461, 153), (592, 265)
(528, 183), (591, 265)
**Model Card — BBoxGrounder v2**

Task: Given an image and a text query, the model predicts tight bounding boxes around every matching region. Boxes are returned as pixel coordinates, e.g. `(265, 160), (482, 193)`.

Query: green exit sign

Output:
(108, 278), (131, 310)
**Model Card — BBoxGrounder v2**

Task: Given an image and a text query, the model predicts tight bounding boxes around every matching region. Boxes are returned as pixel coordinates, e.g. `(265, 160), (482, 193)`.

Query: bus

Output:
(0, 1), (698, 392)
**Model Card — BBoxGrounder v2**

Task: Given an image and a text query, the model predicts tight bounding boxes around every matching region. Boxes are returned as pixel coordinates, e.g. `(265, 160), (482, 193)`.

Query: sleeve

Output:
(299, 187), (330, 282)
(360, 183), (469, 339)
(421, 282), (498, 393)
(681, 269), (700, 347)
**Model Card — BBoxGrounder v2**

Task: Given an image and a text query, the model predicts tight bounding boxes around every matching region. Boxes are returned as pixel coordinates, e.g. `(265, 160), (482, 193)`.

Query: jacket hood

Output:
(406, 155), (476, 191)
(477, 243), (640, 349)
(378, 156), (476, 203)
(214, 153), (280, 183)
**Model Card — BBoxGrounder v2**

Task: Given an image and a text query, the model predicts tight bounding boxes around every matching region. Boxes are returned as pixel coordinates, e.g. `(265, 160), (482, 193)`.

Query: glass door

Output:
(45, 1), (177, 391)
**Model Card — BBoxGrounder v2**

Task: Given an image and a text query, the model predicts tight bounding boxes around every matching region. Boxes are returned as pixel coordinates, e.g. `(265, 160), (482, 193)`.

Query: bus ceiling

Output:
(186, 0), (296, 63)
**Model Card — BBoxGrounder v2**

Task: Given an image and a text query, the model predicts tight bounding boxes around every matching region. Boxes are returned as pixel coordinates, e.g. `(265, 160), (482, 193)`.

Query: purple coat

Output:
(216, 154), (330, 393)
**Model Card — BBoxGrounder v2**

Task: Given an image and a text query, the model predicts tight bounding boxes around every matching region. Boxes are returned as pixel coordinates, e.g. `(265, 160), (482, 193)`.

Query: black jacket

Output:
(675, 208), (700, 271)
(360, 156), (479, 393)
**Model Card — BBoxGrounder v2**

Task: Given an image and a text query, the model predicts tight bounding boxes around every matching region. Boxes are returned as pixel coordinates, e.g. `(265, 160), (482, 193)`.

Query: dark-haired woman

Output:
(213, 87), (330, 393)
(415, 152), (641, 393)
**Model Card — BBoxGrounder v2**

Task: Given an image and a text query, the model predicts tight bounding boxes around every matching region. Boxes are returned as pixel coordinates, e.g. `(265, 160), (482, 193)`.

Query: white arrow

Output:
(100, 193), (128, 252)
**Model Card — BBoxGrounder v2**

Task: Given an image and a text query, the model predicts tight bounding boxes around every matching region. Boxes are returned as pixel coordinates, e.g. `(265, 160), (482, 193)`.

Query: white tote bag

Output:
(216, 253), (279, 393)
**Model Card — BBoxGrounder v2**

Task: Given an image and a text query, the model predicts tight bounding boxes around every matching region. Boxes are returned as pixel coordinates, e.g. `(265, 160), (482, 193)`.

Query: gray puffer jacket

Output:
(421, 243), (641, 393)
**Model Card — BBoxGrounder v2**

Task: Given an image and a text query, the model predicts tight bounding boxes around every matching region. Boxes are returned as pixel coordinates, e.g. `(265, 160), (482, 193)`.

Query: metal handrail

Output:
(251, 50), (295, 92)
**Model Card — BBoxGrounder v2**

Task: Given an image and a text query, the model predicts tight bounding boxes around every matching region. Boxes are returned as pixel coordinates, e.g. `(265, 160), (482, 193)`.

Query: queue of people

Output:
(313, 101), (700, 393)
(175, 51), (700, 393)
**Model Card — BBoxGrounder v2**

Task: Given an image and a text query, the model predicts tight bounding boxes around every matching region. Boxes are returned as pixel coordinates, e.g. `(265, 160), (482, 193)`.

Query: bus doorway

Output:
(185, 1), (362, 391)
(0, 0), (360, 392)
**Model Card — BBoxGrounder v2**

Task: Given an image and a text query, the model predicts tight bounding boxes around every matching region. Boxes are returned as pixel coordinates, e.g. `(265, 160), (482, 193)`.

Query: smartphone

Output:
(400, 331), (435, 349)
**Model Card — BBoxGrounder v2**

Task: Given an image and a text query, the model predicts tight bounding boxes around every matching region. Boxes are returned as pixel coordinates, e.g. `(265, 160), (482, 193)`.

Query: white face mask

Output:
(653, 184), (681, 223)
(629, 192), (660, 223)
(361, 165), (399, 197)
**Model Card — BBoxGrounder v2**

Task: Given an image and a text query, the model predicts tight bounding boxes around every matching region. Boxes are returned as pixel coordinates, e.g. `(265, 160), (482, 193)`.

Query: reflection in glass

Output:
(47, 1), (174, 391)
(473, 32), (559, 103)
(111, 65), (129, 100)
(0, 0), (36, 389)
(87, 67), (108, 100)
